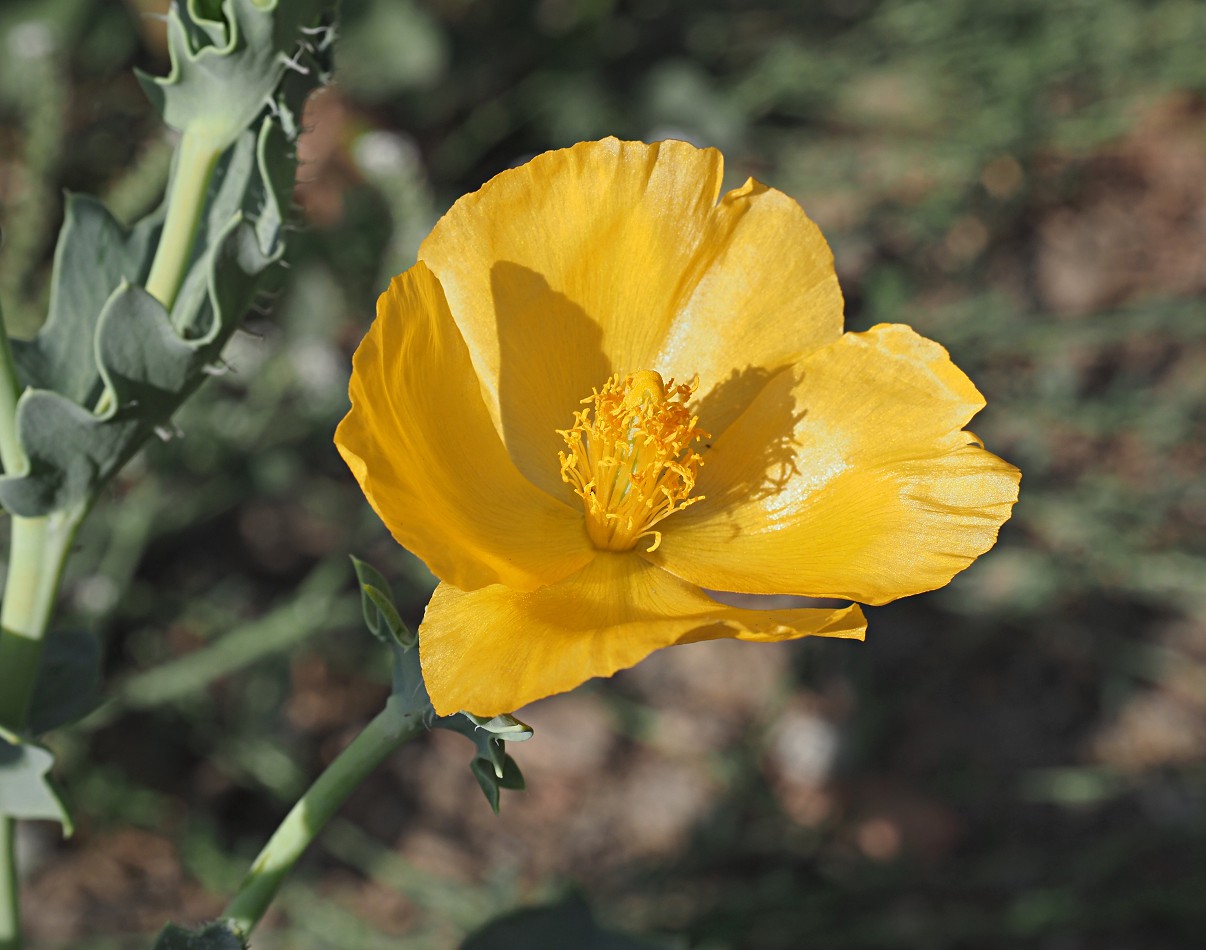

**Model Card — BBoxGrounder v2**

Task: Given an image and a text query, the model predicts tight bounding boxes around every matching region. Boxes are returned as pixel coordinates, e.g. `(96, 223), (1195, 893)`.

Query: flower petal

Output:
(418, 138), (843, 498)
(651, 324), (1022, 605)
(335, 262), (593, 593)
(419, 553), (865, 716)
(655, 177), (845, 436)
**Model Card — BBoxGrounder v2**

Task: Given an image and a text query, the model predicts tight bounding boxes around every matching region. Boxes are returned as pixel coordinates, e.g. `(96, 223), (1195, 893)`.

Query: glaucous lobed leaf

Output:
(0, 2), (335, 517)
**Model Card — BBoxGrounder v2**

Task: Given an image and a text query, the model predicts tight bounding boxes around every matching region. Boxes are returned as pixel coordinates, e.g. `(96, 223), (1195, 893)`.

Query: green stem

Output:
(0, 819), (17, 950)
(0, 513), (79, 729)
(0, 303), (24, 479)
(222, 698), (425, 937)
(144, 125), (223, 311)
(0, 510), (77, 950)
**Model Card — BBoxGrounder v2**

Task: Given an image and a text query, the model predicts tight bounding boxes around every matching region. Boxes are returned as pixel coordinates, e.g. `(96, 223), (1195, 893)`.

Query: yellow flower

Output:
(335, 138), (1021, 717)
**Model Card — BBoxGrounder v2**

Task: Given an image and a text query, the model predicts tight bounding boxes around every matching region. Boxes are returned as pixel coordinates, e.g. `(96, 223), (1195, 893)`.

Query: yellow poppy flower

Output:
(336, 138), (1021, 717)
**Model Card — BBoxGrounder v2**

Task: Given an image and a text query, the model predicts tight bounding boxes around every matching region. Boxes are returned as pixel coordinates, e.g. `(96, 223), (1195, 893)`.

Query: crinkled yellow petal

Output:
(419, 553), (865, 716)
(650, 324), (1022, 605)
(653, 177), (845, 436)
(418, 137), (844, 498)
(335, 262), (593, 593)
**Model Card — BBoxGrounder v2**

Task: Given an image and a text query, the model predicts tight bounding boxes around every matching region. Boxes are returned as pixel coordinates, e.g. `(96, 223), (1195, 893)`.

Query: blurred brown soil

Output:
(1034, 95), (1206, 317)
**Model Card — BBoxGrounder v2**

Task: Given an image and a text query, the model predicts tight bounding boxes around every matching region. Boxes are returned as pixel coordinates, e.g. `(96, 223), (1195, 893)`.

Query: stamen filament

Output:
(557, 371), (708, 552)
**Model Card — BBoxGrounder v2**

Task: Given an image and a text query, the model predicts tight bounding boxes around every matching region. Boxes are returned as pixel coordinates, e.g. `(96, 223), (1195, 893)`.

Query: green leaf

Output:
(364, 586), (413, 647)
(11, 193), (162, 405)
(469, 758), (503, 814)
(435, 712), (531, 814)
(0, 118), (295, 517)
(0, 283), (195, 515)
(0, 0), (333, 518)
(0, 730), (72, 834)
(150, 920), (247, 950)
(27, 628), (102, 735)
(461, 893), (672, 950)
(496, 754), (526, 791)
(350, 555), (415, 648)
(468, 753), (526, 813)
(388, 638), (431, 714)
(462, 712), (535, 743)
(136, 0), (334, 151)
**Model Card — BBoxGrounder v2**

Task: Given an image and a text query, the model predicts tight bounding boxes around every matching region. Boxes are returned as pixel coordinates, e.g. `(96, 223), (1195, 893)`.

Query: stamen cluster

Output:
(558, 370), (708, 552)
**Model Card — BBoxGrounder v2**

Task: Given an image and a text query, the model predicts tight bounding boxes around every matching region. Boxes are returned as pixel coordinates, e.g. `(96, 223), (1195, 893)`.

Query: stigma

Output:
(557, 370), (708, 552)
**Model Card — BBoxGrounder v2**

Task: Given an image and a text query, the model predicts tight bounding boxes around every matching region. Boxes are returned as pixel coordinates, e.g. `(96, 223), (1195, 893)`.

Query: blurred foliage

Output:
(1, 0), (1205, 947)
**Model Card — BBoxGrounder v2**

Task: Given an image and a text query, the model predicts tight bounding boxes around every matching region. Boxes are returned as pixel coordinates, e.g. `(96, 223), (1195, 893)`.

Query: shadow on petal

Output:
(490, 261), (611, 501)
(693, 364), (809, 514)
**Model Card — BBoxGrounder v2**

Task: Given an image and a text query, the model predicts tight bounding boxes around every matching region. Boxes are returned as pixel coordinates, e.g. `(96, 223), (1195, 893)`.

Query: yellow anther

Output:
(557, 370), (708, 552)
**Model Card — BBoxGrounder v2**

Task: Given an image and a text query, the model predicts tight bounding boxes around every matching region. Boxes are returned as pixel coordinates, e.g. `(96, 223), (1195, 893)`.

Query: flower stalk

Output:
(222, 697), (426, 937)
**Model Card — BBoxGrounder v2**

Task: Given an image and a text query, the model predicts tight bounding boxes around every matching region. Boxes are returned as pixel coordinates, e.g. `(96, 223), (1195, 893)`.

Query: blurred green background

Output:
(2, 0), (1205, 947)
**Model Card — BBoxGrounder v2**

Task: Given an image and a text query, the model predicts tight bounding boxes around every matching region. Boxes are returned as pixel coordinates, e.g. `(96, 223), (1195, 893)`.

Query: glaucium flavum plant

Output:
(0, 3), (1019, 940)
(335, 137), (1022, 718)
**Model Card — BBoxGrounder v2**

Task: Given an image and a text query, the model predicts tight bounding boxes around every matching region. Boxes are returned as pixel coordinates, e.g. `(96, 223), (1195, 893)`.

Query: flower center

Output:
(557, 370), (708, 552)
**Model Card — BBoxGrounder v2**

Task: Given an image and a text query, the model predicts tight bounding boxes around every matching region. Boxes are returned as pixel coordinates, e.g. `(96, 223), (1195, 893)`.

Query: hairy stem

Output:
(222, 698), (425, 937)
